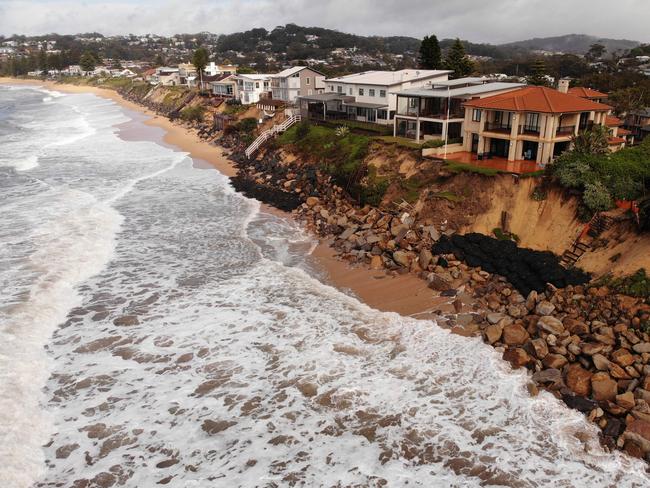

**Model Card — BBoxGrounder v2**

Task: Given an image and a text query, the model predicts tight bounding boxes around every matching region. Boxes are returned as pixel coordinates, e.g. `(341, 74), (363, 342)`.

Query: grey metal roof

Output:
(343, 101), (388, 109)
(298, 93), (354, 102)
(394, 82), (525, 99)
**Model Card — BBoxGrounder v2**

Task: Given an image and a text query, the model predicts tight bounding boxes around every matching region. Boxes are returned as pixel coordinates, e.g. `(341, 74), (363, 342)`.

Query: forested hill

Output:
(500, 34), (640, 55)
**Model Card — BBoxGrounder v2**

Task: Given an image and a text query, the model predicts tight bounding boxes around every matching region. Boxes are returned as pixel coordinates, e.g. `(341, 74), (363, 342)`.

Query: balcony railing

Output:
(519, 125), (540, 135)
(484, 122), (512, 133)
(556, 125), (576, 137)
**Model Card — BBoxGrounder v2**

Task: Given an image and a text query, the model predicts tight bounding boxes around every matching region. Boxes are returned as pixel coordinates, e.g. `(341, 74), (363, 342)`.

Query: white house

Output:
(204, 62), (237, 76)
(270, 66), (325, 103)
(321, 69), (453, 125)
(210, 74), (239, 98)
(236, 74), (272, 104)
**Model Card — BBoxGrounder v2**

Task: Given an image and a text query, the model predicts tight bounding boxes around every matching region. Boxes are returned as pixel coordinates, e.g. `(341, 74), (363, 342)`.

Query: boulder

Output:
(484, 322), (504, 345)
(616, 391), (636, 410)
(113, 315), (139, 327)
(530, 338), (549, 359)
(591, 372), (618, 402)
(502, 323), (530, 346)
(487, 313), (506, 325)
(535, 300), (556, 316)
(623, 418), (650, 454)
(592, 353), (611, 371)
(370, 255), (383, 270)
(525, 290), (538, 312)
(532, 368), (564, 388)
(563, 318), (590, 336)
(611, 349), (636, 367)
(392, 250), (411, 268)
(566, 364), (592, 397)
(428, 273), (452, 292)
(503, 348), (531, 368)
(305, 196), (320, 207)
(418, 249), (433, 270)
(543, 353), (568, 370)
(633, 343), (650, 354)
(580, 343), (605, 356)
(537, 316), (565, 336)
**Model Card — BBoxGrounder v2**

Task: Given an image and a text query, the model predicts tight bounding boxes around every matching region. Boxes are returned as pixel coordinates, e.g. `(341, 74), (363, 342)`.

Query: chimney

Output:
(558, 78), (570, 94)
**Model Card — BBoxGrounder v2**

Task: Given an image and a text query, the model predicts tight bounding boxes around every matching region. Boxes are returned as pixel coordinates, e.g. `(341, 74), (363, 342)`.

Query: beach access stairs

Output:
(559, 213), (614, 268)
(245, 114), (301, 159)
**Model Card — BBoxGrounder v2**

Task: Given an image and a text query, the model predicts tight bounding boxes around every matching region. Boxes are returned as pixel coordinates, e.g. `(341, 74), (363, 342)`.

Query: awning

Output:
(299, 93), (355, 103)
(343, 101), (388, 109)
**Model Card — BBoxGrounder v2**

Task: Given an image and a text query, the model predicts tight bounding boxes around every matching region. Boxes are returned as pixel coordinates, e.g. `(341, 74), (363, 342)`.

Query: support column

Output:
(415, 119), (421, 142)
(441, 121), (448, 141)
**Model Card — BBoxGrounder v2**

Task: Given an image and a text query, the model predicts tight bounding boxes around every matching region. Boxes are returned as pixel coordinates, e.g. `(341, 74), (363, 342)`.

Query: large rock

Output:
(580, 343), (605, 356)
(484, 322), (504, 345)
(543, 353), (568, 369)
(563, 317), (590, 336)
(535, 300), (556, 316)
(525, 290), (538, 312)
(616, 391), (636, 410)
(633, 343), (650, 354)
(537, 316), (565, 336)
(566, 364), (592, 397)
(623, 419), (650, 454)
(611, 348), (636, 367)
(428, 273), (452, 291)
(418, 249), (433, 270)
(592, 353), (611, 371)
(530, 338), (549, 359)
(502, 323), (530, 346)
(532, 368), (564, 388)
(591, 372), (618, 401)
(503, 348), (531, 368)
(370, 255), (383, 270)
(305, 196), (320, 207)
(392, 250), (411, 268)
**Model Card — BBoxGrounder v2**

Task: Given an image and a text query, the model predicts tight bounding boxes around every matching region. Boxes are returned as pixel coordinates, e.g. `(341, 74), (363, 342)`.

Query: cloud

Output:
(1, 0), (648, 43)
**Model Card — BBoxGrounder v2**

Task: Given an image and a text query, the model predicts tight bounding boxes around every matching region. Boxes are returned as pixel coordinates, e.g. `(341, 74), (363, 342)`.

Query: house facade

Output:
(210, 74), (239, 99)
(392, 78), (525, 142)
(313, 69), (452, 125)
(235, 74), (272, 104)
(460, 86), (613, 165)
(624, 108), (650, 142)
(270, 66), (326, 103)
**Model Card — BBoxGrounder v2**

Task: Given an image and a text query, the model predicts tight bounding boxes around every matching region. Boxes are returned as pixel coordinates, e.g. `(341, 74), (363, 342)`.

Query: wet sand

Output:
(0, 77), (445, 319)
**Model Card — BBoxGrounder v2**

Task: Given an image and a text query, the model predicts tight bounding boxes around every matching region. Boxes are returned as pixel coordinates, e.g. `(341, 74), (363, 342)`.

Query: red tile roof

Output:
(617, 128), (632, 135)
(567, 87), (608, 99)
(608, 137), (626, 144)
(463, 86), (612, 114)
(606, 115), (622, 126)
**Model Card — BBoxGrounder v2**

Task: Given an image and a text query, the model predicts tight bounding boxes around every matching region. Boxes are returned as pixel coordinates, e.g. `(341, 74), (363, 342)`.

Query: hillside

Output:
(500, 34), (640, 55)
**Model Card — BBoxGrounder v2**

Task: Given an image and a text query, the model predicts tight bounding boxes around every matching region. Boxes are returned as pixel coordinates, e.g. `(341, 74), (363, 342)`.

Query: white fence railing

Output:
(245, 114), (302, 159)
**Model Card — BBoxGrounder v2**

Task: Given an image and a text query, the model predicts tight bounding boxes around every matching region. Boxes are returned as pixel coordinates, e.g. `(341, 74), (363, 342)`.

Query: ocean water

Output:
(0, 85), (649, 488)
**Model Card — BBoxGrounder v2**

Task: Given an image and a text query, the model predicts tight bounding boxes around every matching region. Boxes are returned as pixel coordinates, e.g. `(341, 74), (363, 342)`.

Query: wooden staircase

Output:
(245, 114), (301, 159)
(560, 213), (614, 268)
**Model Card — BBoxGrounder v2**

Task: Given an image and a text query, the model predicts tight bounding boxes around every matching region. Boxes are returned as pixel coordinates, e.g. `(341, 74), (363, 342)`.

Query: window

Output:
(369, 89), (375, 97)
(523, 112), (540, 132)
(472, 109), (481, 122)
(359, 88), (364, 96)
(349, 88), (353, 95)
(306, 77), (310, 85)
(378, 109), (388, 120)
(379, 89), (386, 98)
(329, 85), (333, 91)
(337, 85), (343, 93)
(255, 82), (260, 88)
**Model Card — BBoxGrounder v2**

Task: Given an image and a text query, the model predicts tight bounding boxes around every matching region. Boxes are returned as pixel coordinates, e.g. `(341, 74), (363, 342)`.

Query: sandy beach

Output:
(0, 77), (447, 319)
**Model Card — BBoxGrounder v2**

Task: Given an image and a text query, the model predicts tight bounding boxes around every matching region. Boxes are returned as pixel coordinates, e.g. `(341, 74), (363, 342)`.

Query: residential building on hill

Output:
(460, 85), (613, 165)
(270, 66), (325, 103)
(392, 78), (525, 142)
(210, 74), (239, 99)
(566, 85), (608, 103)
(235, 74), (272, 104)
(304, 69), (453, 125)
(623, 108), (650, 143)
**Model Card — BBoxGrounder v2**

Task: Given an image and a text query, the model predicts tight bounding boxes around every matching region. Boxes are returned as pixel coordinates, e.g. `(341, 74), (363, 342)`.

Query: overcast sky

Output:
(1, 0), (649, 44)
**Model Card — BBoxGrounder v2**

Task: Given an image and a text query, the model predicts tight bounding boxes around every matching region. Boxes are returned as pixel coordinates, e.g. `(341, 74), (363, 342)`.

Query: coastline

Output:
(0, 77), (441, 320)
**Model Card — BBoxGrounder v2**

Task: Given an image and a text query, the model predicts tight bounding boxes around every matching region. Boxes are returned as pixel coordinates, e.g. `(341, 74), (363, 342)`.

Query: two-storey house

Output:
(236, 74), (272, 104)
(392, 78), (525, 142)
(270, 66), (325, 103)
(313, 69), (452, 125)
(461, 86), (613, 165)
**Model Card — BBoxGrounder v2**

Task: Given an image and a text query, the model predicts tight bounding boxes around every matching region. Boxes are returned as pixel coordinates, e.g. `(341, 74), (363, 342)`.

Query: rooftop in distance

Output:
(325, 69), (452, 86)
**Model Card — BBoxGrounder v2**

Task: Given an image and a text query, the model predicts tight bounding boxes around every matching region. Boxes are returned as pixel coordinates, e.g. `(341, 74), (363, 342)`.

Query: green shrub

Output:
(583, 181), (613, 213)
(180, 105), (205, 123)
(295, 121), (310, 140)
(360, 178), (390, 207)
(596, 268), (650, 300)
(236, 117), (258, 133)
(422, 139), (445, 148)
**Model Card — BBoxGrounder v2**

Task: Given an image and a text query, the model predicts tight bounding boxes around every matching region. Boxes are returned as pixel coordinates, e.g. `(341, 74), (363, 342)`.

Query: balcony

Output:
(519, 125), (540, 135)
(556, 125), (576, 137)
(484, 122), (512, 134)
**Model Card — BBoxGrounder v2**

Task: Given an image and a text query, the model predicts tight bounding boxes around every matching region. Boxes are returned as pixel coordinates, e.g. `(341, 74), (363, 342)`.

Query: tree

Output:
(444, 38), (473, 79)
(527, 59), (548, 86)
(572, 125), (610, 155)
(419, 35), (442, 69)
(609, 86), (649, 114)
(79, 51), (96, 72)
(154, 54), (165, 67)
(192, 46), (209, 90)
(586, 43), (606, 61)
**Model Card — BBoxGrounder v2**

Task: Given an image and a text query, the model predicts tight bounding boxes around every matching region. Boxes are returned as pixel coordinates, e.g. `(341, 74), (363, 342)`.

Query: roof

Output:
(325, 69), (452, 86)
(567, 87), (608, 99)
(272, 66), (323, 78)
(237, 73), (273, 80)
(343, 101), (388, 109)
(606, 115), (622, 126)
(608, 137), (626, 144)
(617, 128), (632, 135)
(430, 77), (486, 88)
(298, 93), (355, 102)
(463, 86), (612, 114)
(395, 82), (525, 99)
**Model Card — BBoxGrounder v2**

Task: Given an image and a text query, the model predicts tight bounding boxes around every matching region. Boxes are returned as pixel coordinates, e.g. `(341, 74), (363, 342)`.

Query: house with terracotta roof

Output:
(624, 108), (650, 143)
(460, 85), (613, 165)
(605, 115), (634, 150)
(566, 86), (608, 103)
